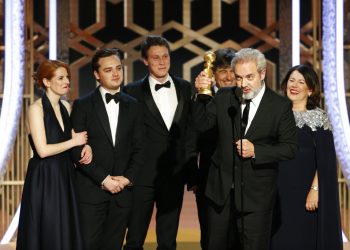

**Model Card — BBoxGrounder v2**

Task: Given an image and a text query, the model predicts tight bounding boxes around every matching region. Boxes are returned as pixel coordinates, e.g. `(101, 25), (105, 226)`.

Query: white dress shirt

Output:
(213, 85), (219, 94)
(241, 84), (266, 134)
(99, 86), (120, 146)
(149, 75), (178, 130)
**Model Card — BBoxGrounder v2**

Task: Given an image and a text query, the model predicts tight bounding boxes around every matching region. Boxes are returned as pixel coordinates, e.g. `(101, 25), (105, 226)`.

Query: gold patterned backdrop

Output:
(0, 0), (349, 240)
(68, 0), (274, 98)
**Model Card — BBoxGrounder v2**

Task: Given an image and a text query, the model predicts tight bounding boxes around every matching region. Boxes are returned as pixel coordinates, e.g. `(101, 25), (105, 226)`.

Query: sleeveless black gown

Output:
(17, 94), (83, 250)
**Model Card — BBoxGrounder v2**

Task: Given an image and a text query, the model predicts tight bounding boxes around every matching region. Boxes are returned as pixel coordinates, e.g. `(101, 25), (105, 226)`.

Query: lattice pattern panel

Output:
(5, 0), (350, 241)
(68, 0), (283, 98)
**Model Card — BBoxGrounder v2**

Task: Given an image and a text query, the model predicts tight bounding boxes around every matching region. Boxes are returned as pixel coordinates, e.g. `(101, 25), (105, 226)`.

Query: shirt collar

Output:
(99, 86), (120, 104)
(249, 84), (265, 107)
(214, 85), (219, 93)
(148, 74), (171, 87)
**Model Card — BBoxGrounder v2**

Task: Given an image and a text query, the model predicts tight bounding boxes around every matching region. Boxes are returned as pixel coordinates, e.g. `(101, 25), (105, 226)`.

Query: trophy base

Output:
(198, 88), (213, 96)
(197, 89), (213, 101)
(197, 94), (213, 102)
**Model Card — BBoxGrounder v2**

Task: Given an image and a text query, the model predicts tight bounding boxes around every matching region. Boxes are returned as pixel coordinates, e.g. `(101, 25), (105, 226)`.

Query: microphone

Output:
(233, 86), (245, 248)
(234, 87), (243, 103)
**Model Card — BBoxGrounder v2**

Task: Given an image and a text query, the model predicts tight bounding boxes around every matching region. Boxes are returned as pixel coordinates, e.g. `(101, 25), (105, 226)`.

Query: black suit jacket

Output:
(186, 89), (218, 192)
(123, 75), (193, 187)
(70, 87), (143, 205)
(192, 86), (297, 212)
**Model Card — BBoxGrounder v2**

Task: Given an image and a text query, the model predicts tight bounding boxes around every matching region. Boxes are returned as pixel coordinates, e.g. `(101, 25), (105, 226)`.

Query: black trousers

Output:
(206, 190), (273, 250)
(124, 185), (184, 250)
(195, 189), (208, 250)
(79, 199), (130, 250)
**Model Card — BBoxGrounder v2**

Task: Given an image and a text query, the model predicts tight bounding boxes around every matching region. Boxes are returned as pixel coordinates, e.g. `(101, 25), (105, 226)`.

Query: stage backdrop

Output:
(1, 0), (350, 240)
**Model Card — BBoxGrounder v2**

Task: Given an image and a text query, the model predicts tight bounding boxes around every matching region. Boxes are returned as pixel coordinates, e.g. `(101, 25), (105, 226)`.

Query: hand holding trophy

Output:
(197, 51), (216, 100)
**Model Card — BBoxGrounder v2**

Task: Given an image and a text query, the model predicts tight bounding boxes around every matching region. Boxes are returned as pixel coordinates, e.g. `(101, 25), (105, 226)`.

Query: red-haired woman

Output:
(17, 60), (90, 250)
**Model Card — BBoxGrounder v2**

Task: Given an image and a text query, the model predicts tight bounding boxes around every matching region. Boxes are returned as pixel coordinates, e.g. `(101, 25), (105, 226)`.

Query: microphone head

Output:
(234, 87), (243, 103)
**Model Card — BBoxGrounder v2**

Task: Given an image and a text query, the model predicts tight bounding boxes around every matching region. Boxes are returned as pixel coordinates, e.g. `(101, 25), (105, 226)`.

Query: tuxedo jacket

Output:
(192, 86), (297, 212)
(123, 74), (193, 187)
(186, 89), (218, 192)
(70, 87), (143, 205)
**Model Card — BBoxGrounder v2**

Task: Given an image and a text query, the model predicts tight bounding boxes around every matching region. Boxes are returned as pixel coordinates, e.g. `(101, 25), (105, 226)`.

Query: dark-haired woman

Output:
(17, 60), (91, 250)
(271, 65), (343, 250)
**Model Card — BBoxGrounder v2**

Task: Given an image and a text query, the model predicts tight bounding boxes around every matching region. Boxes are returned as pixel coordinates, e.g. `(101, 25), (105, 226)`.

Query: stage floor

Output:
(2, 191), (349, 249)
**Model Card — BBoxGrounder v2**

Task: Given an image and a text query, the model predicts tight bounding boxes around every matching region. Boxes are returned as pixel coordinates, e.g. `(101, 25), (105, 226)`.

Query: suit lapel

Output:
(114, 92), (129, 148)
(171, 77), (184, 127)
(230, 89), (241, 140)
(92, 88), (114, 146)
(245, 88), (271, 138)
(141, 77), (168, 129)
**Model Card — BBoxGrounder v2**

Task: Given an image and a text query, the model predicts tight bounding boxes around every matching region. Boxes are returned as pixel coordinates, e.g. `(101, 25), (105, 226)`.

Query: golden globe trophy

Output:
(197, 51), (216, 99)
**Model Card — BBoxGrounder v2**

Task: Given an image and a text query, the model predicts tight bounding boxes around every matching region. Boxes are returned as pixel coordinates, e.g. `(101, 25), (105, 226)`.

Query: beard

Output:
(242, 81), (264, 100)
(243, 91), (255, 100)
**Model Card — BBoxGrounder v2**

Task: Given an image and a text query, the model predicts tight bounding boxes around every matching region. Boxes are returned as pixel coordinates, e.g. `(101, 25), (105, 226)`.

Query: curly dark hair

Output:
(280, 64), (321, 110)
(212, 48), (236, 72)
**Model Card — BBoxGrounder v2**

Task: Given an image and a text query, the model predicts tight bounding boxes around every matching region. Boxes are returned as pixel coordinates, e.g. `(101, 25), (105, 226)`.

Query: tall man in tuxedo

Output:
(123, 35), (193, 250)
(70, 48), (143, 250)
(193, 48), (297, 250)
(188, 48), (236, 250)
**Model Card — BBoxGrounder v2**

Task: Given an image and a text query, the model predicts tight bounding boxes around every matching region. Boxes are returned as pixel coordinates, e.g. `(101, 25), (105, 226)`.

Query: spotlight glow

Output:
(322, 0), (350, 183)
(0, 206), (20, 244)
(49, 0), (57, 59)
(0, 0), (25, 243)
(292, 0), (300, 66)
(0, 0), (25, 179)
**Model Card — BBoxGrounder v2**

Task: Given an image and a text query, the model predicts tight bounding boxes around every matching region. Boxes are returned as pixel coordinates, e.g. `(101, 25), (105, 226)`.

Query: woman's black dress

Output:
(17, 94), (83, 250)
(271, 108), (342, 250)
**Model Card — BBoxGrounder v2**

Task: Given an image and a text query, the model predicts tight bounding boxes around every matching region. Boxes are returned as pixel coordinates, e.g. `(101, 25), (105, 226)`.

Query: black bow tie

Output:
(155, 81), (171, 91)
(105, 92), (120, 104)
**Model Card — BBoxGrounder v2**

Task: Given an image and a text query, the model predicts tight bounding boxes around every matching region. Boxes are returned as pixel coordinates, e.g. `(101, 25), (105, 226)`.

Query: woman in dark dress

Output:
(17, 60), (91, 250)
(271, 65), (343, 250)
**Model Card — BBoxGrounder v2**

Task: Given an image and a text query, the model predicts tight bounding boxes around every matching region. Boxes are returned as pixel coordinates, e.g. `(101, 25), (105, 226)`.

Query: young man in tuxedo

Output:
(193, 48), (297, 250)
(70, 48), (143, 250)
(123, 35), (194, 250)
(188, 48), (236, 250)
